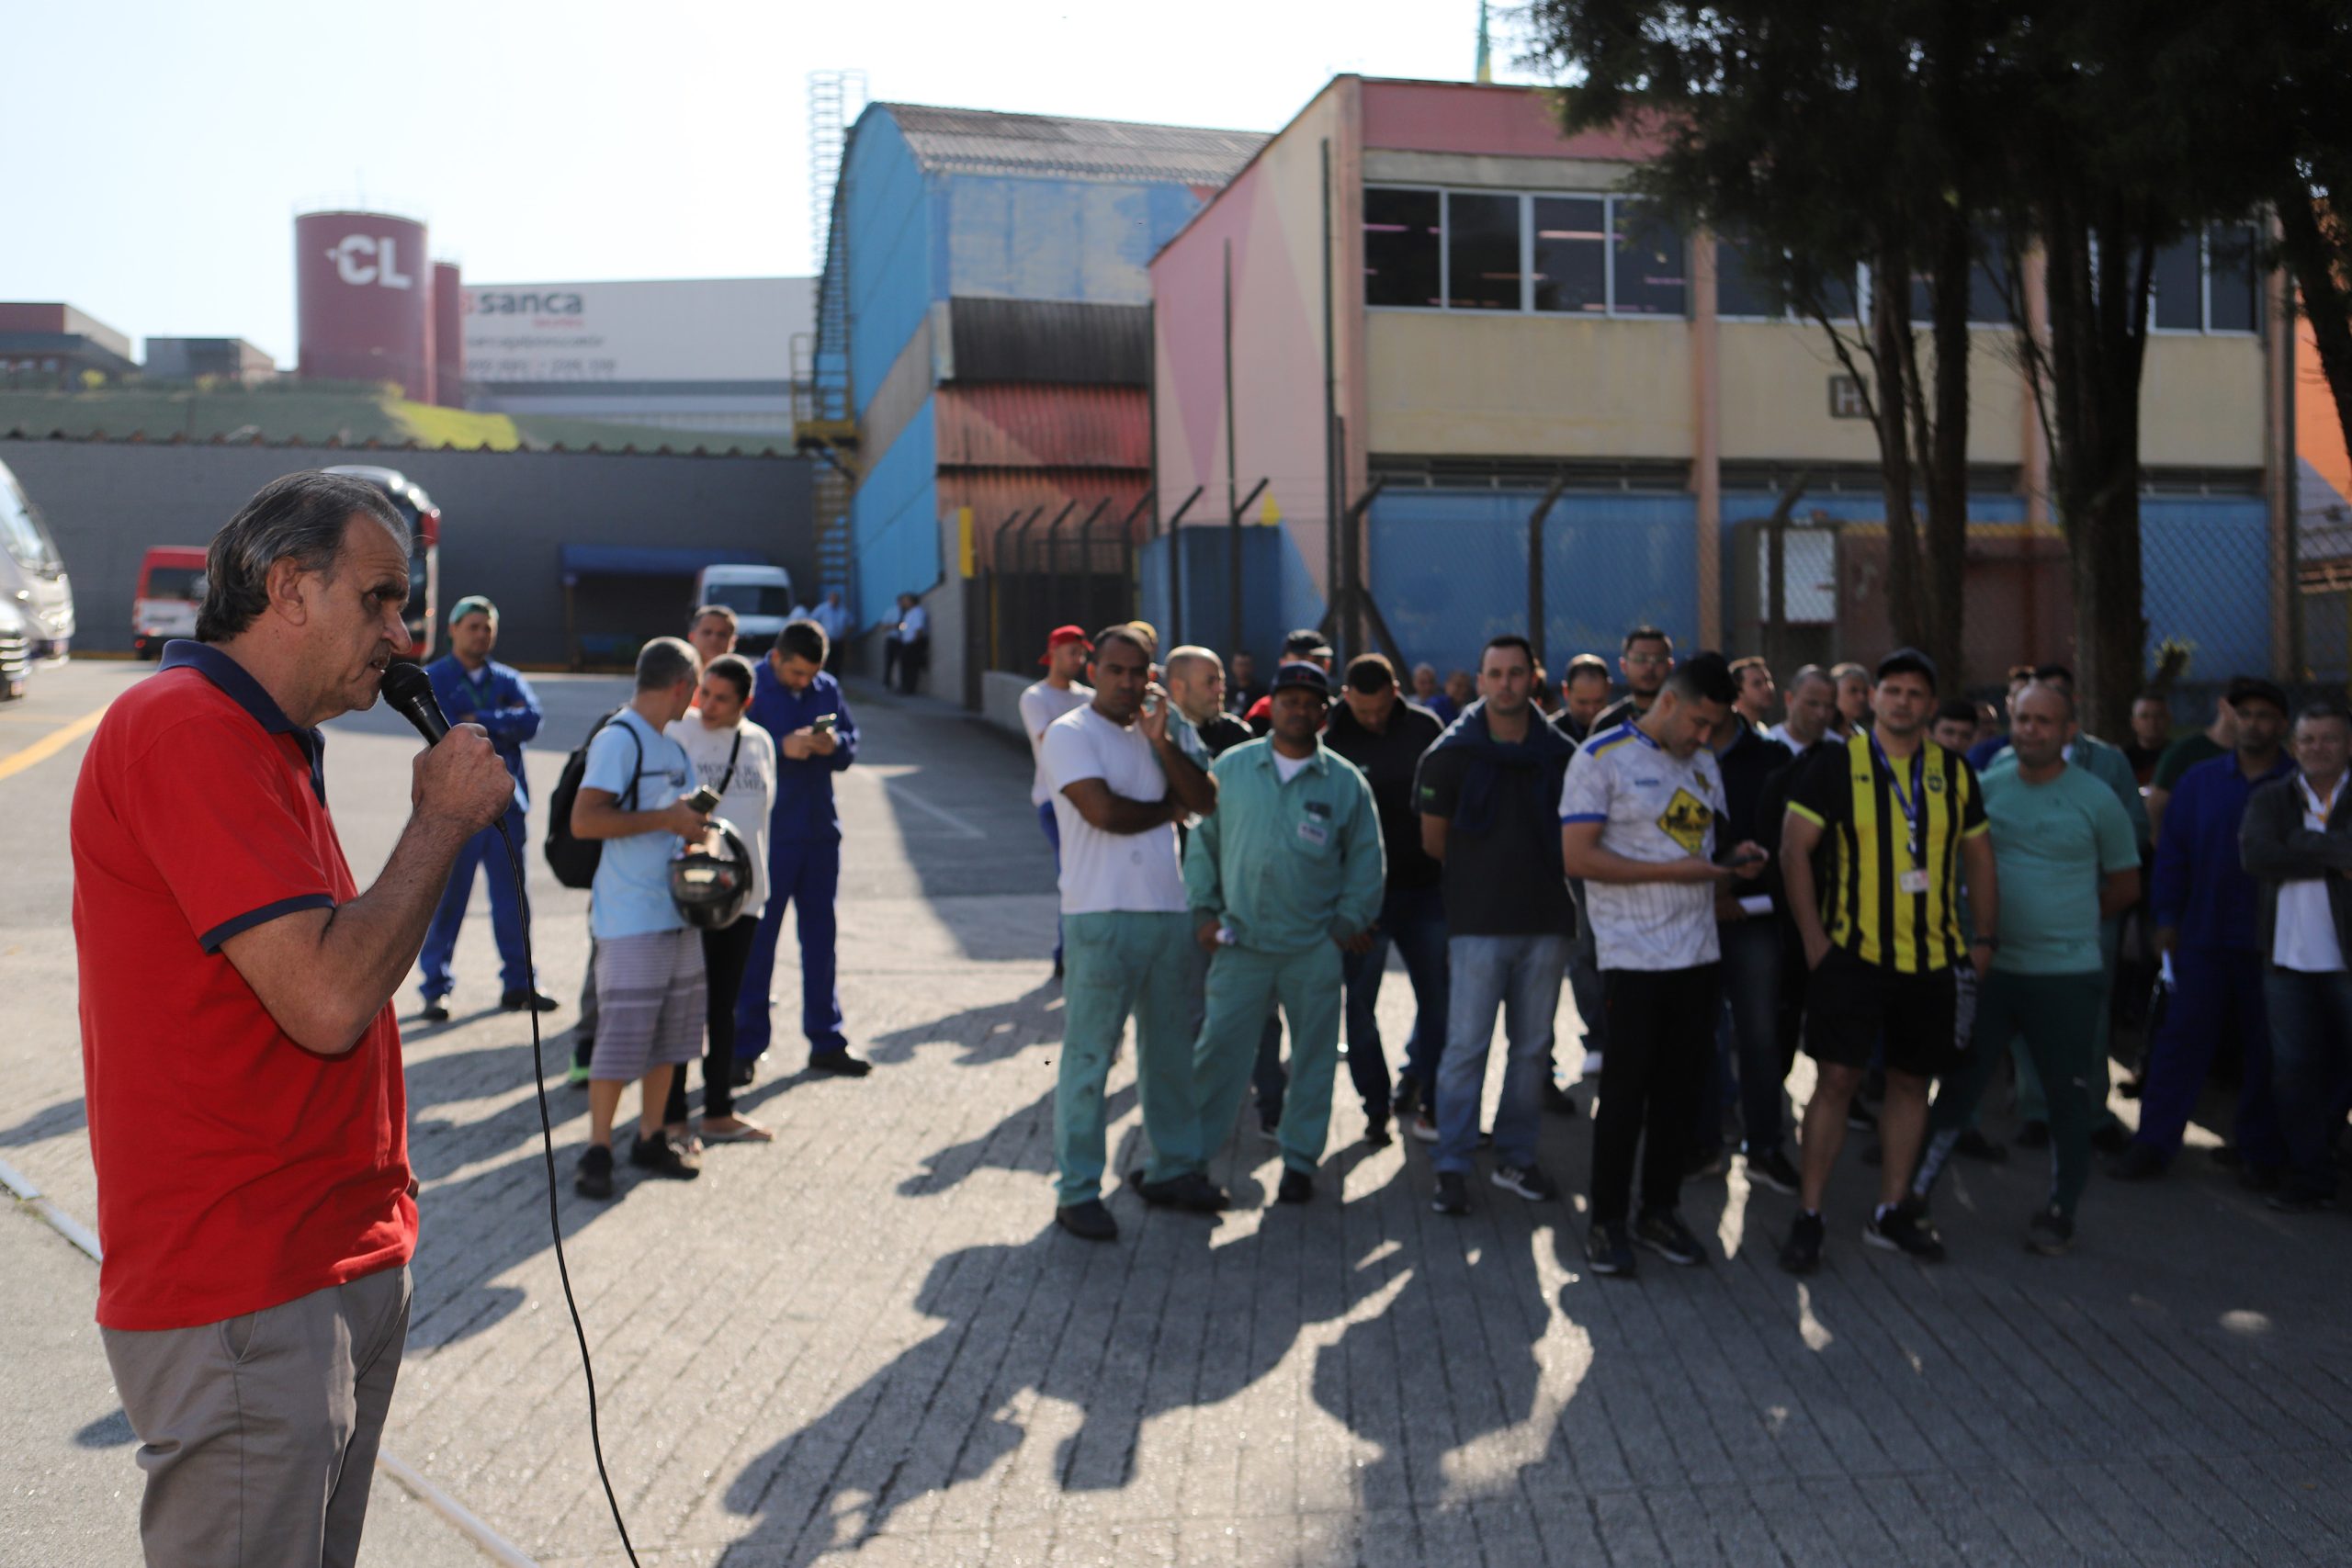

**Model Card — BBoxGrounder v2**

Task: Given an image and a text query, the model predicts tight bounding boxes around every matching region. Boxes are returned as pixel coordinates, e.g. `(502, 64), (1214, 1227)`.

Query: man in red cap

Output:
(1022, 626), (1095, 977)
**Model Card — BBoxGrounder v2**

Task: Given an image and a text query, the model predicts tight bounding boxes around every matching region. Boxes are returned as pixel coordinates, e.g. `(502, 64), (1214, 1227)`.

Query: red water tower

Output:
(433, 261), (465, 408)
(296, 210), (434, 400)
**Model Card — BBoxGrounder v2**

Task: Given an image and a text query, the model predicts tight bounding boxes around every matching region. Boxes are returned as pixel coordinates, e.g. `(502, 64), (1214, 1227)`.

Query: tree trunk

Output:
(1872, 239), (1928, 659)
(1923, 202), (1974, 688)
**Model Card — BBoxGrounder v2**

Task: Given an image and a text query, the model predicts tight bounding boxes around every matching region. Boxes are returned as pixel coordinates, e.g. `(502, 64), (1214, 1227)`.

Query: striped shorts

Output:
(588, 928), (707, 1082)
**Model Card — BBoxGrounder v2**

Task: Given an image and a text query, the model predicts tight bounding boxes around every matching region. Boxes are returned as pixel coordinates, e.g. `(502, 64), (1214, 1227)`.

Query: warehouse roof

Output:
(878, 103), (1267, 186)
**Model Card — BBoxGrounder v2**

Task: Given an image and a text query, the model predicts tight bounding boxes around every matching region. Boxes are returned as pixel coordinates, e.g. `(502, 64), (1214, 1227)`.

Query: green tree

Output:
(1526, 0), (2019, 686)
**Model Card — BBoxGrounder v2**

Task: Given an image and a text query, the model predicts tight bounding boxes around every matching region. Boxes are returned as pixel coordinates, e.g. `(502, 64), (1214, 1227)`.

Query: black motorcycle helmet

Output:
(670, 819), (755, 930)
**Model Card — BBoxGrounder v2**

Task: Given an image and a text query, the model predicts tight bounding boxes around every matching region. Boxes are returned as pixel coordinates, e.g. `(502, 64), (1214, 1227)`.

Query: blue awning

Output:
(560, 545), (770, 581)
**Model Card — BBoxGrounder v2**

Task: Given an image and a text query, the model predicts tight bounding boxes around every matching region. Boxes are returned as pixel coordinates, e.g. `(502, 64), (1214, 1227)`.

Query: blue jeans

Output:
(1343, 883), (1451, 1110)
(1566, 883), (1607, 1062)
(1038, 801), (1064, 966)
(2133, 945), (2282, 1168)
(1693, 917), (1784, 1156)
(418, 805), (532, 1000)
(734, 837), (848, 1061)
(2264, 967), (2352, 1198)
(1436, 934), (1571, 1174)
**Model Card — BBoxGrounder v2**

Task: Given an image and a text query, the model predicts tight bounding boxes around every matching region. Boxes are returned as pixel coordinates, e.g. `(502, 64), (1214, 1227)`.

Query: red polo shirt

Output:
(72, 641), (415, 1331)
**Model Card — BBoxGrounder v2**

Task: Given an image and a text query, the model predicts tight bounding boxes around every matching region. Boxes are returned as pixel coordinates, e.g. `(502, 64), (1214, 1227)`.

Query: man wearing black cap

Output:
(1168, 660), (1385, 1203)
(1325, 653), (1450, 1143)
(1244, 628), (1334, 736)
(1777, 649), (1999, 1272)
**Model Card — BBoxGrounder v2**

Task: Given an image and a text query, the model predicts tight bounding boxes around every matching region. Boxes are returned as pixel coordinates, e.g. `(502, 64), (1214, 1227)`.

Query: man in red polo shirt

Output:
(73, 469), (514, 1567)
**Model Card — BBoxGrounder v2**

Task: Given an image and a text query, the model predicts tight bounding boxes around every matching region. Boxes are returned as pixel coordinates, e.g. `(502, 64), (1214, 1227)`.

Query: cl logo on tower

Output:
(327, 234), (415, 290)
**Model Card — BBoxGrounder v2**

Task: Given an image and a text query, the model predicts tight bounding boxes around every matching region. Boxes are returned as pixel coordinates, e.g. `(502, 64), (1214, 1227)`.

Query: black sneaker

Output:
(809, 1051), (872, 1077)
(730, 1057), (757, 1089)
(2026, 1206), (2075, 1255)
(2107, 1143), (2166, 1182)
(574, 1144), (615, 1200)
(418, 998), (451, 1024)
(1431, 1170), (1470, 1216)
(1131, 1170), (1231, 1213)
(1276, 1169), (1315, 1205)
(502, 988), (560, 1013)
(1585, 1222), (1636, 1277)
(1743, 1145), (1801, 1196)
(1491, 1163), (1559, 1201)
(1393, 1078), (1422, 1119)
(1056, 1199), (1118, 1241)
(1864, 1201), (1946, 1262)
(1633, 1208), (1705, 1266)
(1954, 1128), (2007, 1164)
(2015, 1119), (2052, 1150)
(628, 1131), (701, 1179)
(1780, 1211), (1826, 1274)
(1363, 1112), (1394, 1149)
(2089, 1120), (2132, 1156)
(1541, 1078), (1579, 1117)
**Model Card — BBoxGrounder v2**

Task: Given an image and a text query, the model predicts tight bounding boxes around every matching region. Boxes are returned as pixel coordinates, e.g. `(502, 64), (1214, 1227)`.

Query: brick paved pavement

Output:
(4, 662), (2350, 1566)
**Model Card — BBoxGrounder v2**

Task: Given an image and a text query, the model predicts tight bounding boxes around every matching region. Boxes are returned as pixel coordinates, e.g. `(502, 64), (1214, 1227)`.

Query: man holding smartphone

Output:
(739, 618), (867, 1077)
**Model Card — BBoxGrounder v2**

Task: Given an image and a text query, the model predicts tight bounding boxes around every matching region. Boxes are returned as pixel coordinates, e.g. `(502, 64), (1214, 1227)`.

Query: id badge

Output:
(1898, 867), (1929, 896)
(1296, 819), (1329, 848)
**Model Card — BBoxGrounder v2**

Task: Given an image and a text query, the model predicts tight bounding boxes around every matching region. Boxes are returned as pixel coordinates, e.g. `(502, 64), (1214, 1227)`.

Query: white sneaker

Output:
(1408, 1110), (1439, 1144)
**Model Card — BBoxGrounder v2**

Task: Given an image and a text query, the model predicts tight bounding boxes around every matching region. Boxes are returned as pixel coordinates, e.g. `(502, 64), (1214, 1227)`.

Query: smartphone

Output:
(1729, 846), (1767, 868)
(686, 784), (723, 815)
(812, 713), (838, 735)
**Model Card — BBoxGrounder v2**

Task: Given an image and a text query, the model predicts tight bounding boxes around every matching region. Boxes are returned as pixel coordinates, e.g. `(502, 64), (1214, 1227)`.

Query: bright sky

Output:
(9, 0), (1540, 367)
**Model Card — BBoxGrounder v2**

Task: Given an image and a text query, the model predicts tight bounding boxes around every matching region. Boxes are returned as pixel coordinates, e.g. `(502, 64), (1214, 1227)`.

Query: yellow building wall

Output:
(2138, 334), (2267, 468)
(1365, 312), (1690, 458)
(1717, 323), (2029, 467)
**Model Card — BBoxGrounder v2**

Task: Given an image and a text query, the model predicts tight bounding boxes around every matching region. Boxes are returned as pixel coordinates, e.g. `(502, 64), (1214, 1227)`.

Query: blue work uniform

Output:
(417, 653), (542, 1001)
(736, 660), (858, 1061)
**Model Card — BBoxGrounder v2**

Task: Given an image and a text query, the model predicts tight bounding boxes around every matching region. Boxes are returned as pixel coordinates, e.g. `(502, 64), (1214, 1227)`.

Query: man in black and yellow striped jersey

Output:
(1776, 649), (1999, 1273)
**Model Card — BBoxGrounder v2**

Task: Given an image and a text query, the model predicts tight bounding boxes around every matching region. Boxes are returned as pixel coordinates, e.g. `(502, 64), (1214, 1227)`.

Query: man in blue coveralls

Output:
(737, 617), (869, 1078)
(419, 595), (555, 1020)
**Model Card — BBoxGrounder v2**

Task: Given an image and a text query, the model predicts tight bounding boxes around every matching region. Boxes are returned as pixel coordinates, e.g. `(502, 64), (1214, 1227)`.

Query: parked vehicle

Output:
(0, 456), (74, 660)
(323, 465), (441, 660)
(0, 597), (31, 700)
(132, 546), (209, 659)
(691, 562), (796, 653)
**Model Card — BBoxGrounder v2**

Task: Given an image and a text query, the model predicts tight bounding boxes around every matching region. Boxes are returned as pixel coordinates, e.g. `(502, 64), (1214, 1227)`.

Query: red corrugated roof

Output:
(933, 383), (1149, 469)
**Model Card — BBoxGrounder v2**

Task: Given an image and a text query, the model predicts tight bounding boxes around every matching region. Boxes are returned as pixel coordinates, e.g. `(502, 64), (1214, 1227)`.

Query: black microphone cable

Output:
(383, 665), (639, 1564)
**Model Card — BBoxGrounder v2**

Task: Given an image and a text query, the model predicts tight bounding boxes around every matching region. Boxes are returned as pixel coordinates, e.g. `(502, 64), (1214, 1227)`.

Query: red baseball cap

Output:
(1040, 625), (1093, 664)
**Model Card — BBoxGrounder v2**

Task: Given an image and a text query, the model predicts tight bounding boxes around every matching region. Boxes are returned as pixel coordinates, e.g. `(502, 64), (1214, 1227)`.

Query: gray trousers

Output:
(101, 1267), (411, 1568)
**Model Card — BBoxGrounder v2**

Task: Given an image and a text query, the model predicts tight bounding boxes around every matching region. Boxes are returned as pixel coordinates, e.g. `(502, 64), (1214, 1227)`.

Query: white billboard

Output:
(461, 276), (814, 385)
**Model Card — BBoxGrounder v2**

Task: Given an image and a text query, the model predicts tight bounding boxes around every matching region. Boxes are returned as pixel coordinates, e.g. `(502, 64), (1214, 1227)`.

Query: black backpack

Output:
(544, 708), (643, 889)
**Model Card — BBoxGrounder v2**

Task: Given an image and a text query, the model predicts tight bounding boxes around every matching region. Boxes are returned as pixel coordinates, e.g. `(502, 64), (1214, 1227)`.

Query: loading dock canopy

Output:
(559, 545), (769, 581)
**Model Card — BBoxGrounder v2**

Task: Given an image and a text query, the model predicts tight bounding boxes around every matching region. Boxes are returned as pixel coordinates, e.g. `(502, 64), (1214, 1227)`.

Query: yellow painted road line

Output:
(0, 702), (107, 782)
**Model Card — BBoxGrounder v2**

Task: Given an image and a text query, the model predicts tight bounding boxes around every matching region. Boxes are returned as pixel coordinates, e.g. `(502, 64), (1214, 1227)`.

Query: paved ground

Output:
(5, 657), (2351, 1567)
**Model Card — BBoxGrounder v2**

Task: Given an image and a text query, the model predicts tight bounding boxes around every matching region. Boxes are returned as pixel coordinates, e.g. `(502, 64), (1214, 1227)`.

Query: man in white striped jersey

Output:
(1560, 652), (1770, 1278)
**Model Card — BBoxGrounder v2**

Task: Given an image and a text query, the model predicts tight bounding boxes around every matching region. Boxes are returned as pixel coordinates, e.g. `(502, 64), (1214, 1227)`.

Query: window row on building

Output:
(1363, 184), (2263, 336)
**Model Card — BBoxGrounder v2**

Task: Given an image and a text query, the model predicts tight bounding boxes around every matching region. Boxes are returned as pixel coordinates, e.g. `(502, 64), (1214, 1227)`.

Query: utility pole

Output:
(1225, 238), (1242, 660)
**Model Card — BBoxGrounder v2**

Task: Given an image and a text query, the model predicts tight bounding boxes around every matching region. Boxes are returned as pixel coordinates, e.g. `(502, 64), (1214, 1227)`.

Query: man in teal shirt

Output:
(1913, 683), (2140, 1253)
(1168, 661), (1384, 1203)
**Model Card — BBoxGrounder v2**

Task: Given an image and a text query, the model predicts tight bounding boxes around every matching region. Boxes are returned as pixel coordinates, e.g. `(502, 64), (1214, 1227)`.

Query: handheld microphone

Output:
(379, 662), (451, 745)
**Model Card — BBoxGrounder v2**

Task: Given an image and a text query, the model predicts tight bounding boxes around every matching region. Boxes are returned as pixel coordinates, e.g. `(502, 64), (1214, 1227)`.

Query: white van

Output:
(691, 562), (796, 654)
(0, 457), (74, 660)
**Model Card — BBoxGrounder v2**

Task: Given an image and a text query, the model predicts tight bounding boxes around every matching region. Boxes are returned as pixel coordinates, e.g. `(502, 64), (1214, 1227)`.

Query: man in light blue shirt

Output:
(417, 594), (549, 1019)
(569, 637), (712, 1199)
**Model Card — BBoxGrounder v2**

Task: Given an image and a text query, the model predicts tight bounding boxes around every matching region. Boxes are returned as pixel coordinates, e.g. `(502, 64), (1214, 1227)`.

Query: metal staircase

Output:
(796, 69), (866, 604)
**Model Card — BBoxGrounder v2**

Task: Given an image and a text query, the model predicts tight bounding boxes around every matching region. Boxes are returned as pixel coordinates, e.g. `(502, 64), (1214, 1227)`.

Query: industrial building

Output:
(459, 276), (813, 435)
(1148, 76), (2292, 690)
(142, 338), (277, 384)
(813, 102), (1266, 701)
(0, 304), (139, 389)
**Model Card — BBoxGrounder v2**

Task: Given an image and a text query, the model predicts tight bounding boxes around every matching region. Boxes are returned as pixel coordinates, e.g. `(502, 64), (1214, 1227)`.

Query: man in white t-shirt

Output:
(1560, 652), (1767, 1278)
(1038, 626), (1219, 1241)
(662, 652), (780, 1145)
(1020, 625), (1095, 977)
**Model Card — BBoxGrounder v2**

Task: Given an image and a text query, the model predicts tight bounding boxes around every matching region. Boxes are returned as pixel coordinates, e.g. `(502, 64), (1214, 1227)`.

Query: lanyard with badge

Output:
(1872, 733), (1931, 896)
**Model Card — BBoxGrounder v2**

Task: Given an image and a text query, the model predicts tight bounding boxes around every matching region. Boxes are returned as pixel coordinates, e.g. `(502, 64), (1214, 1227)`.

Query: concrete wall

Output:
(1, 437), (812, 665)
(1367, 312), (1696, 458)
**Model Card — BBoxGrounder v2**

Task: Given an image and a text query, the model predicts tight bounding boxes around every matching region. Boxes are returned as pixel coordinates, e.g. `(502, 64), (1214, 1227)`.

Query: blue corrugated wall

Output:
(843, 112), (934, 418)
(850, 399), (939, 631)
(940, 177), (1205, 304)
(1136, 525), (1326, 669)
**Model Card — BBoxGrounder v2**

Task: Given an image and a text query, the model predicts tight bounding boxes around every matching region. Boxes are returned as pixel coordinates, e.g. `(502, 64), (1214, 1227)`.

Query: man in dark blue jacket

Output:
(737, 619), (867, 1077)
(2112, 677), (2293, 1182)
(418, 595), (553, 1019)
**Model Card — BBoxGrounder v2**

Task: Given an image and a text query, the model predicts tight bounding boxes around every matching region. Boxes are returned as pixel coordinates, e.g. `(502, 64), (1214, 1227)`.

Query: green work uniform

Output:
(1168, 739), (1385, 1177)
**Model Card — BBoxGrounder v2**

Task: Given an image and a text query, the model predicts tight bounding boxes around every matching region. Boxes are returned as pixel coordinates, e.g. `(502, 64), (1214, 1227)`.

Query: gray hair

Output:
(636, 635), (702, 693)
(196, 471), (408, 643)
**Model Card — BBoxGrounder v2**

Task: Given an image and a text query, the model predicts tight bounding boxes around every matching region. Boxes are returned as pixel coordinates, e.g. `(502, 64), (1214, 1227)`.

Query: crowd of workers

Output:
(412, 585), (2350, 1271)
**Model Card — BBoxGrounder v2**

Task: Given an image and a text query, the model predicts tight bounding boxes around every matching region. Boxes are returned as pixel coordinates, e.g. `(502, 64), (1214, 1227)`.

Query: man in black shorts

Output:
(1777, 649), (1999, 1271)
